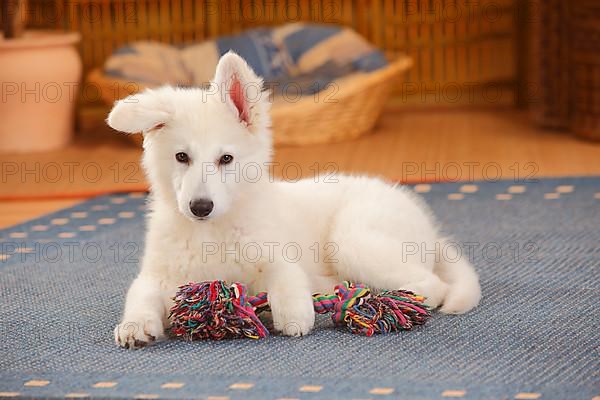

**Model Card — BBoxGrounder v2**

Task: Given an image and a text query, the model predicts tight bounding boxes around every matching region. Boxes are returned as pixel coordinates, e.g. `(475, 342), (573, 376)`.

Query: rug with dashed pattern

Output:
(0, 178), (598, 400)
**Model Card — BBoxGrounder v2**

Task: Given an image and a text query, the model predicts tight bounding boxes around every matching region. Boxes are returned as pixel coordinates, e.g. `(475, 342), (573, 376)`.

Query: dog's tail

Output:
(434, 239), (481, 314)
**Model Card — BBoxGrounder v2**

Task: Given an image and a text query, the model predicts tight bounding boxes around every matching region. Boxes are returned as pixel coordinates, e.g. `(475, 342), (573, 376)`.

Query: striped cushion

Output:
(104, 23), (388, 93)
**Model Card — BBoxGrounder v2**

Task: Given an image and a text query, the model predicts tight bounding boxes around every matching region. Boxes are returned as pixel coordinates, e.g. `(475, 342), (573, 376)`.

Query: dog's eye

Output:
(219, 154), (234, 165)
(175, 152), (189, 164)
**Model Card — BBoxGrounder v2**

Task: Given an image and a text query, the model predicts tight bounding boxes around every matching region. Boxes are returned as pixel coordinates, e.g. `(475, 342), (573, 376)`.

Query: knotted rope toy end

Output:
(169, 281), (269, 340)
(319, 281), (431, 336)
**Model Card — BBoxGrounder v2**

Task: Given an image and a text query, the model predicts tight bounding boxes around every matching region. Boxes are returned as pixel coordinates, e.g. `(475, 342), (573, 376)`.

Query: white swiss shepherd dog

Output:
(108, 51), (481, 349)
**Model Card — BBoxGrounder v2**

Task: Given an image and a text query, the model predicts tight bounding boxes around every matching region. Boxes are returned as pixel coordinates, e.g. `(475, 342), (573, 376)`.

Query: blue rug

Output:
(1, 178), (598, 400)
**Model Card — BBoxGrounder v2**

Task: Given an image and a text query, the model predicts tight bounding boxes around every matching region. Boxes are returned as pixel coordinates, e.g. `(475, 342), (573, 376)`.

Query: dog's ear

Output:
(212, 51), (270, 133)
(107, 87), (174, 134)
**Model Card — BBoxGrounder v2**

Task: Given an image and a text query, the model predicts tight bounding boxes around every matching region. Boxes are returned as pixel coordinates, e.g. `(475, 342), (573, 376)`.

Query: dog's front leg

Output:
(264, 260), (315, 337)
(114, 275), (167, 349)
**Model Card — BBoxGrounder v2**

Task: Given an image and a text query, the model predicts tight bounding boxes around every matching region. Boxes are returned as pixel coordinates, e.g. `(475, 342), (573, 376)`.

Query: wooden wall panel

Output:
(5, 0), (519, 106)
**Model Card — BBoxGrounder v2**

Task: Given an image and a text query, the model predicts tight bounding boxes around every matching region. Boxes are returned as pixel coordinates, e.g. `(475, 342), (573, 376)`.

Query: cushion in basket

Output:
(104, 23), (388, 95)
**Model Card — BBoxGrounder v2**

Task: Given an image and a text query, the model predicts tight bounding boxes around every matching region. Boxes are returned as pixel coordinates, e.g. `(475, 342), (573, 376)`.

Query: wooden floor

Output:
(2, 107), (599, 229)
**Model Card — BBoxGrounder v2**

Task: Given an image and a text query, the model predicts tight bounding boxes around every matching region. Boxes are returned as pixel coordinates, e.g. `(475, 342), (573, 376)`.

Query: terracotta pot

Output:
(0, 31), (81, 153)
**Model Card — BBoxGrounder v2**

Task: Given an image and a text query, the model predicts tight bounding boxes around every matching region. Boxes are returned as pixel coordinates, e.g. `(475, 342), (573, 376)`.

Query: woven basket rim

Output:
(87, 55), (412, 106)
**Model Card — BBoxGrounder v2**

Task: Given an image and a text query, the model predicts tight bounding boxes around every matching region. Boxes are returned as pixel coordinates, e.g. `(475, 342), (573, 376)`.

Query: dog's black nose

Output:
(189, 199), (214, 218)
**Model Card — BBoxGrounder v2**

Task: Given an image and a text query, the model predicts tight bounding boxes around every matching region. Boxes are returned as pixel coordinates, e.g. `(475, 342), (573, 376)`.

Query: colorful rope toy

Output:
(169, 280), (431, 341)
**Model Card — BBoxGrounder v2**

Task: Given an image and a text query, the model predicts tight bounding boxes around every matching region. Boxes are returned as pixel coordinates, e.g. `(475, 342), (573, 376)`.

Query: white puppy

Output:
(108, 52), (481, 349)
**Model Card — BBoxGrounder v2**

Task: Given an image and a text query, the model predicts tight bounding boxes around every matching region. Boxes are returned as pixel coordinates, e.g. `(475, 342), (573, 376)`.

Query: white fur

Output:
(108, 52), (482, 349)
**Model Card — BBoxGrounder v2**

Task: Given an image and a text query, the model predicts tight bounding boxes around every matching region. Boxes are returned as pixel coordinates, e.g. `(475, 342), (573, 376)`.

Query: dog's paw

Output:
(404, 278), (448, 310)
(269, 294), (315, 337)
(439, 285), (481, 314)
(114, 315), (165, 349)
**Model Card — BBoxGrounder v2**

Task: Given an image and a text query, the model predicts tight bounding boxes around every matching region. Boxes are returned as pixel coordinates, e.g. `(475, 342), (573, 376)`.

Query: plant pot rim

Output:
(0, 30), (80, 50)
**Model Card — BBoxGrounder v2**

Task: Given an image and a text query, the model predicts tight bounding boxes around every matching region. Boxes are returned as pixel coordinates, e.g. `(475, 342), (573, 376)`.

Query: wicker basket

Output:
(529, 0), (570, 130)
(530, 0), (600, 140)
(88, 56), (412, 146)
(570, 0), (600, 140)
